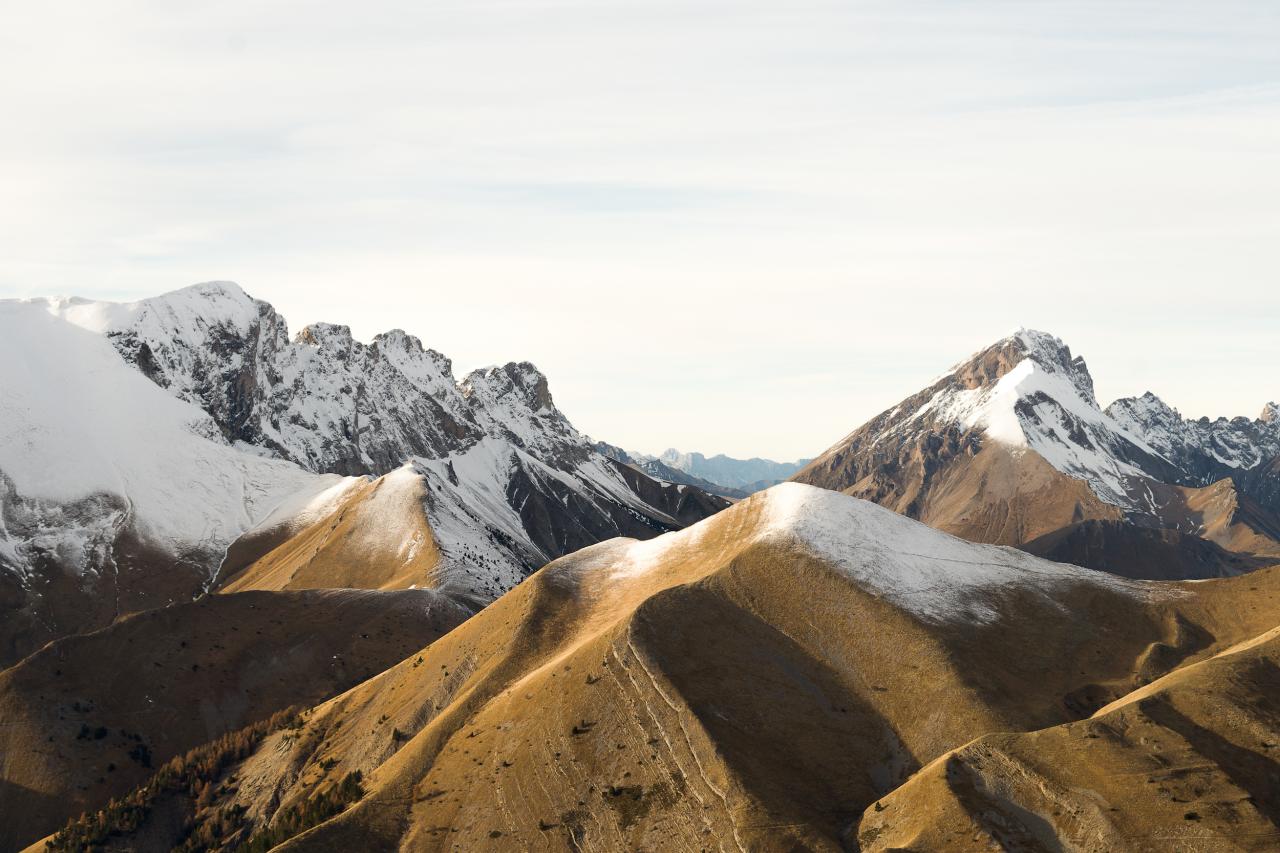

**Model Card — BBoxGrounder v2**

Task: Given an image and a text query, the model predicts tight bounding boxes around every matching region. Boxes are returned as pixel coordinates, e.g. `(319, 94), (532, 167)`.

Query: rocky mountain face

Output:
(1108, 392), (1280, 496)
(98, 283), (600, 478)
(793, 329), (1280, 578)
(51, 485), (1280, 852)
(0, 283), (725, 665)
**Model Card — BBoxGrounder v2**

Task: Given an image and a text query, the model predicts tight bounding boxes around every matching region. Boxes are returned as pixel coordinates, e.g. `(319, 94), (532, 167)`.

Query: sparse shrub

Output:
(46, 708), (300, 852)
(239, 771), (365, 853)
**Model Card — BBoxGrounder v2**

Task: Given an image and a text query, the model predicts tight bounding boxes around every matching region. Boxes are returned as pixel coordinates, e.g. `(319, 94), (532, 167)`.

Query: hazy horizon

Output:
(4, 2), (1278, 459)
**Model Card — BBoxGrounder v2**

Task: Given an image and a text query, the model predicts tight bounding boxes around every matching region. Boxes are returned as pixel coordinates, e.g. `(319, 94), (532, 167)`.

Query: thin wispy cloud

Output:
(3, 1), (1277, 458)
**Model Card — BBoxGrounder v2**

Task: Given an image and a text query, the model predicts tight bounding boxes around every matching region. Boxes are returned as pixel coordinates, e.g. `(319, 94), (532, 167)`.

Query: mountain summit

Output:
(793, 329), (1280, 578)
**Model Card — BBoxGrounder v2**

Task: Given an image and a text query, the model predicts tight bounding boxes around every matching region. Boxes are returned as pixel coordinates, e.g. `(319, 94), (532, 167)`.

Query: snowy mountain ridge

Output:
(0, 282), (726, 664)
(1106, 391), (1280, 483)
(40, 282), (581, 476)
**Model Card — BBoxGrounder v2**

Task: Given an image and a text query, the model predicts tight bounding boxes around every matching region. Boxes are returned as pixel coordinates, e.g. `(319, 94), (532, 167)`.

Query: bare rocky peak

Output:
(954, 328), (1095, 401)
(102, 283), (584, 477)
(795, 327), (1265, 516)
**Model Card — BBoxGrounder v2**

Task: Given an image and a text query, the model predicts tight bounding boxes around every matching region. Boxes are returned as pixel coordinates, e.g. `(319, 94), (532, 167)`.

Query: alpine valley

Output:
(2, 286), (1278, 853)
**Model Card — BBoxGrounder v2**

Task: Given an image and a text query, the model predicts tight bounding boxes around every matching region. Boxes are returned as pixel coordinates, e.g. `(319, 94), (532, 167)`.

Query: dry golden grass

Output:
(218, 472), (442, 593)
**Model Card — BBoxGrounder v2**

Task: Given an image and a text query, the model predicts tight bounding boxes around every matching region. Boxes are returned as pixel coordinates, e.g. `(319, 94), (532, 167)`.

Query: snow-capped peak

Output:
(915, 328), (1106, 445)
(870, 329), (1168, 508)
(1262, 401), (1279, 424)
(41, 280), (262, 342)
(3, 282), (725, 618)
(0, 297), (328, 571)
(905, 330), (1279, 502)
(462, 362), (558, 417)
(372, 328), (428, 355)
(998, 328), (1097, 401)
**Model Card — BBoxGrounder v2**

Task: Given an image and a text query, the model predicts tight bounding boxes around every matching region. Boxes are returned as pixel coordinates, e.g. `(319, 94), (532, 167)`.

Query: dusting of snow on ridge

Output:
(570, 483), (1164, 623)
(347, 465), (435, 566)
(907, 328), (1168, 507)
(603, 508), (716, 581)
(247, 475), (368, 536)
(412, 435), (692, 601)
(758, 483), (1159, 623)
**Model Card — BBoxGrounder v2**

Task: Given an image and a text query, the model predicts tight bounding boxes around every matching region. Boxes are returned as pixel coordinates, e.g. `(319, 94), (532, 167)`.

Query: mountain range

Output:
(2, 287), (1278, 853)
(0, 283), (725, 667)
(594, 444), (809, 498)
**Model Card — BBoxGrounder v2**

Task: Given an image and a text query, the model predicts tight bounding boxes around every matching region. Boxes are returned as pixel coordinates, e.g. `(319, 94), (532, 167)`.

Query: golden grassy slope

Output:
(911, 444), (1124, 545)
(76, 485), (1280, 852)
(217, 469), (442, 593)
(859, 623), (1280, 851)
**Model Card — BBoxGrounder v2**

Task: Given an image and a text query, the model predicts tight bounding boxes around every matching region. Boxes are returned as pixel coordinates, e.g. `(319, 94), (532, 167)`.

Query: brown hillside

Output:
(860, 621), (1280, 851)
(217, 469), (442, 594)
(0, 588), (469, 851)
(68, 485), (1280, 852)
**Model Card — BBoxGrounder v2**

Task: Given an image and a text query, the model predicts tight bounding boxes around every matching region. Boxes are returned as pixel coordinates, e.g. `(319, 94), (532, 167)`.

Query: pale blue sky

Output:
(3, 2), (1278, 459)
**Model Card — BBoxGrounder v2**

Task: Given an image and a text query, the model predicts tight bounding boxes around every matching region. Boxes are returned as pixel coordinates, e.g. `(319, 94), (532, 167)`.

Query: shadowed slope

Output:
(1023, 520), (1273, 580)
(0, 588), (469, 851)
